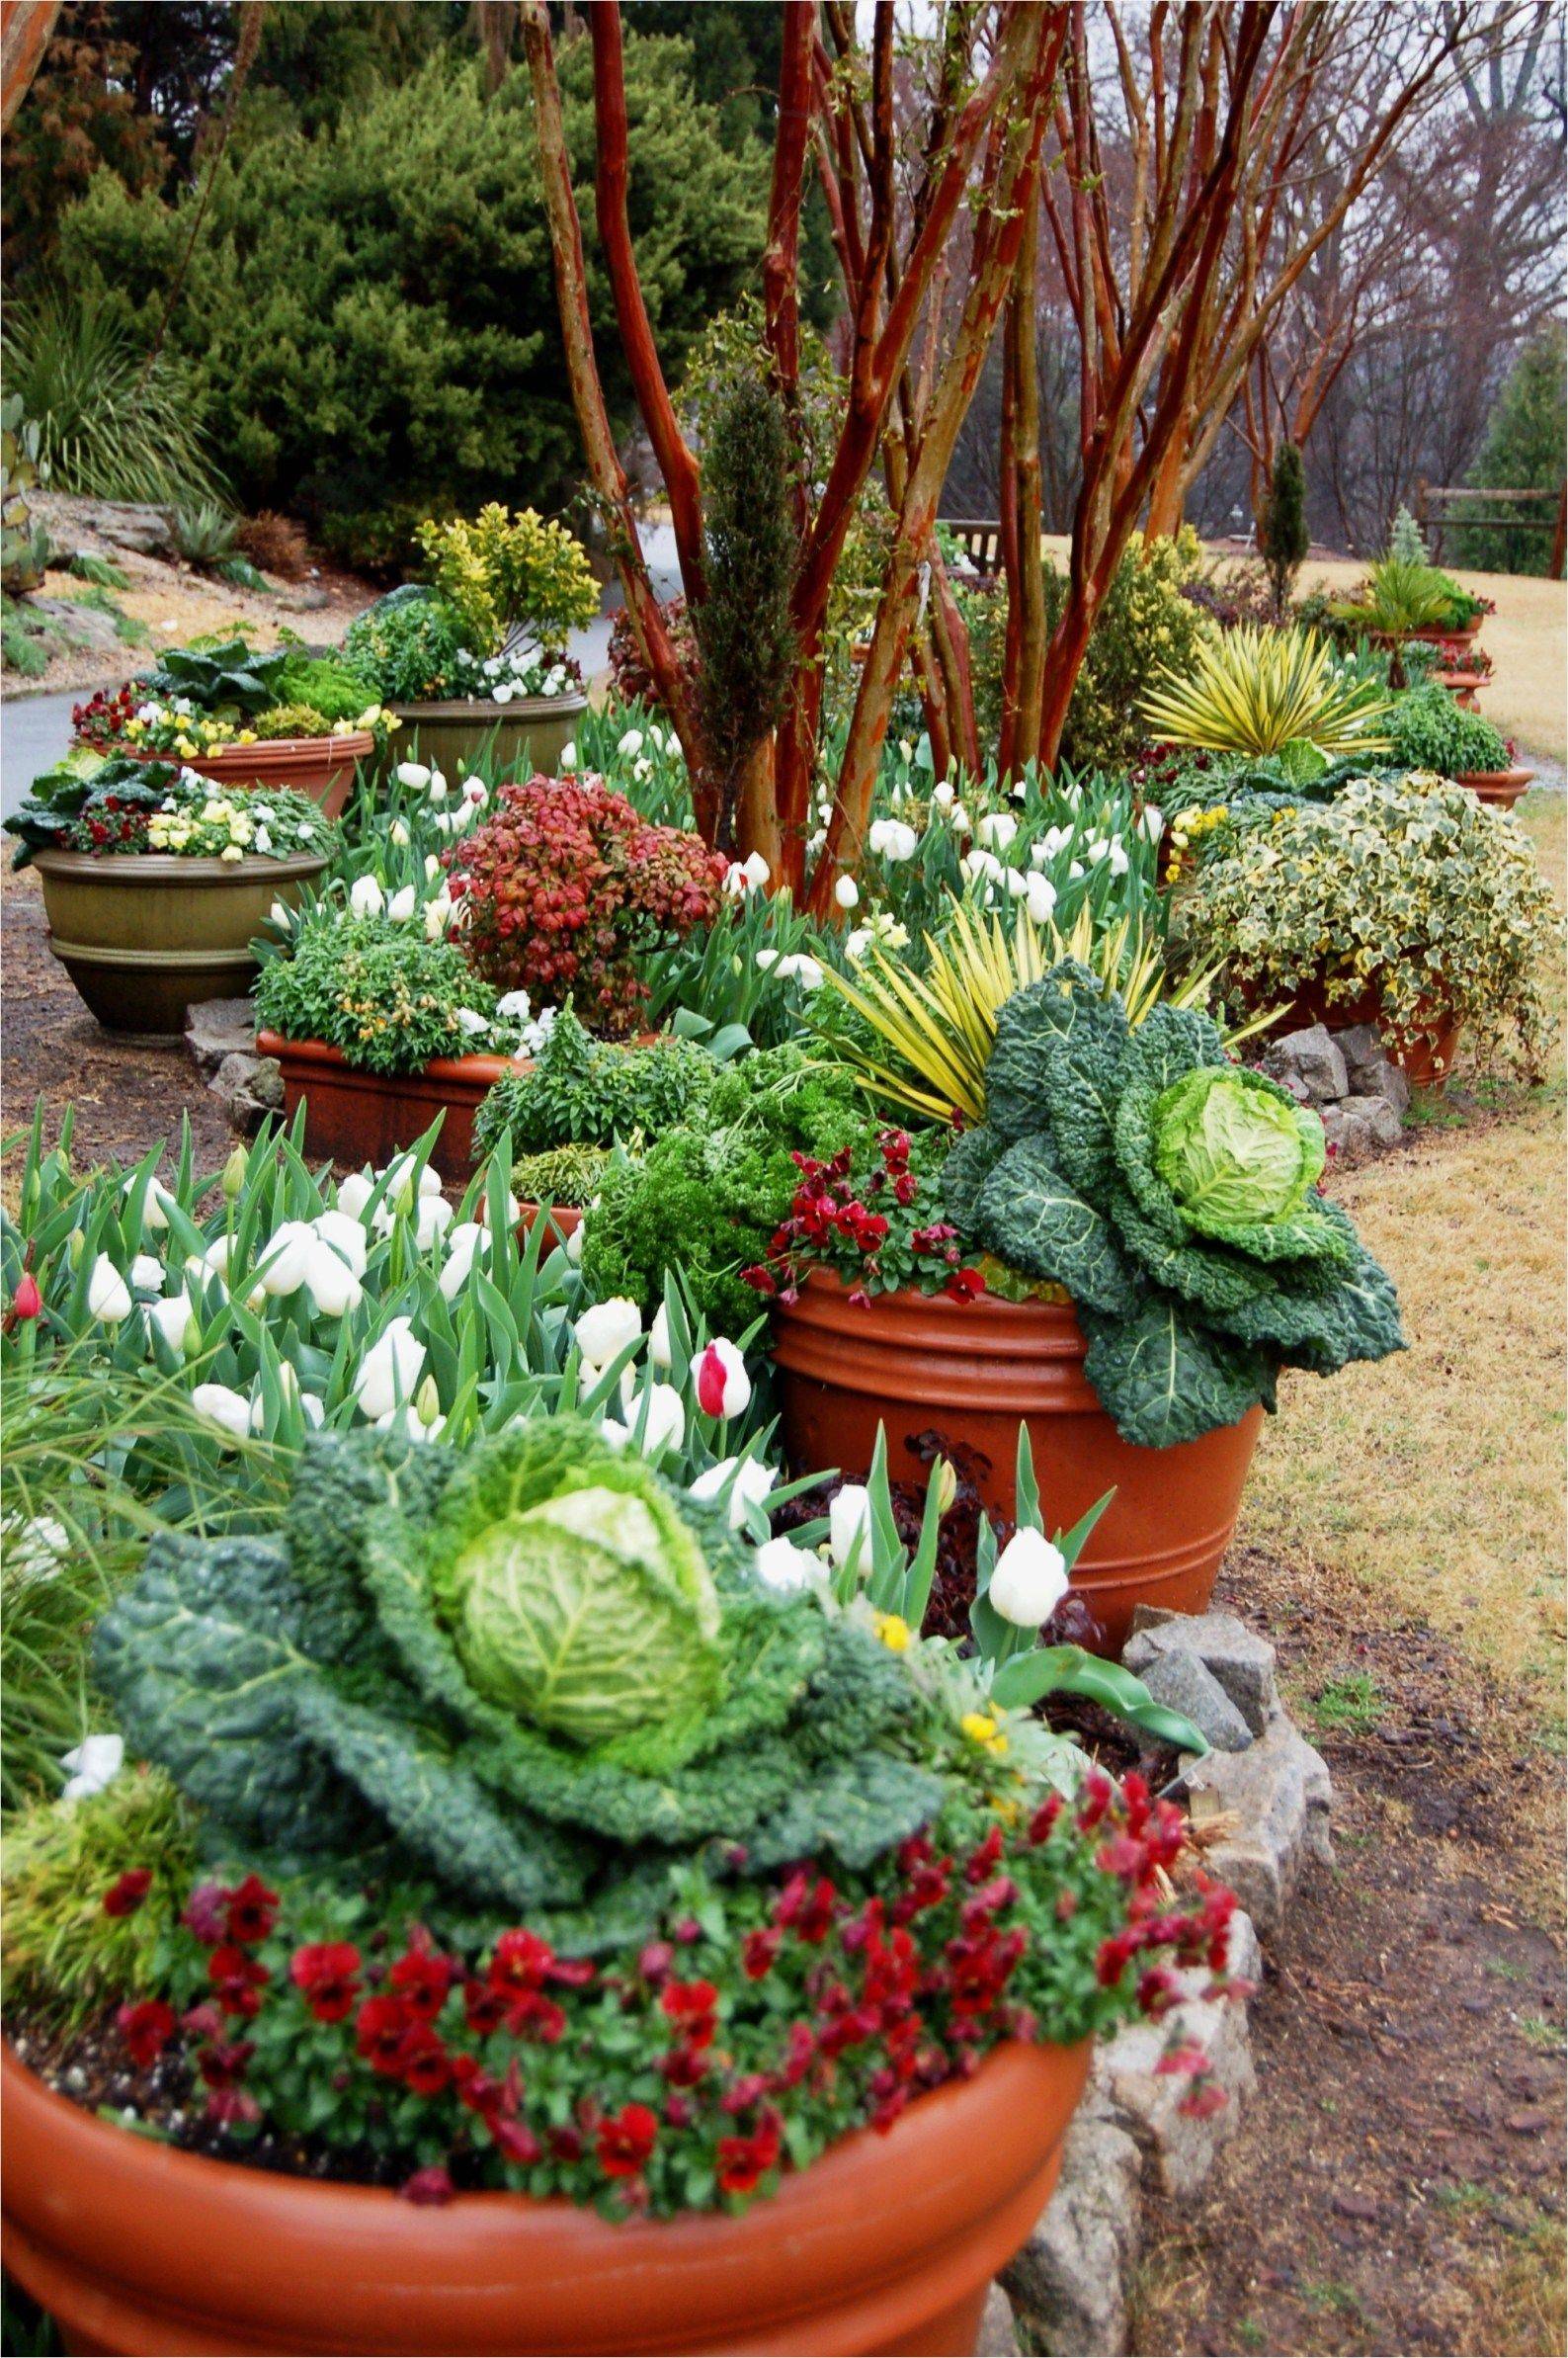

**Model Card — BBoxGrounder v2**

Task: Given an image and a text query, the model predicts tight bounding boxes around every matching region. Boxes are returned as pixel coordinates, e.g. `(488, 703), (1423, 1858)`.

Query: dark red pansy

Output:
(116, 1998), (177, 2069)
(388, 1944), (454, 2022)
(400, 2165), (455, 2206)
(208, 1944), (270, 2019)
(355, 1992), (410, 2074)
(716, 2111), (781, 2196)
(659, 1979), (718, 2050)
(289, 1942), (362, 2023)
(596, 2101), (658, 2179)
(103, 1869), (152, 1918)
(223, 1874), (280, 1945)
(396, 2025), (453, 2097)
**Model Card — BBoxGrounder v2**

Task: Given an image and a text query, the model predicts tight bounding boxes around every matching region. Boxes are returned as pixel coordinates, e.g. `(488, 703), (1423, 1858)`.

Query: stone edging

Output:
(994, 1607), (1333, 2356)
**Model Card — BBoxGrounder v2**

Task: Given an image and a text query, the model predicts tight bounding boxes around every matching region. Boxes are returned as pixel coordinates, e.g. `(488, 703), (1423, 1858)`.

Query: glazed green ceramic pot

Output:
(388, 693), (588, 787)
(34, 849), (330, 1038)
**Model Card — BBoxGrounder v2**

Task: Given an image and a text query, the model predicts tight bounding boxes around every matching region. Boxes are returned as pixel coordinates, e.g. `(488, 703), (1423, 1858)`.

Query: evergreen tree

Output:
(1261, 442), (1310, 616)
(1454, 325), (1567, 577)
(693, 364), (797, 837)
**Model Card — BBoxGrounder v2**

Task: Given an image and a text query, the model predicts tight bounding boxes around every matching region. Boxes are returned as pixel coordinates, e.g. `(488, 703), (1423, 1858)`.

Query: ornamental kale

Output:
(92, 1420), (953, 1950)
(943, 961), (1403, 1447)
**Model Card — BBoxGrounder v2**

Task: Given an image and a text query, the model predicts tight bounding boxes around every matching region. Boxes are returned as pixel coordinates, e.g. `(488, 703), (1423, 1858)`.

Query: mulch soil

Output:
(1136, 1542), (1566, 2358)
(4, 861), (1564, 2356)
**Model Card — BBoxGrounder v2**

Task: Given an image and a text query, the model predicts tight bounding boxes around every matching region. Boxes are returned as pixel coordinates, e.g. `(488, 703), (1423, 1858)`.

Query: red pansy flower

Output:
(596, 2102), (658, 2179)
(103, 1869), (152, 1918)
(289, 1942), (362, 2023)
(117, 1998), (177, 2068)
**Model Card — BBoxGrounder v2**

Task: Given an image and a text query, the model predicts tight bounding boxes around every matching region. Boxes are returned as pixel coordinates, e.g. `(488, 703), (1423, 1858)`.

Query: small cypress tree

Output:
(1388, 504), (1429, 565)
(693, 365), (797, 838)
(1261, 442), (1310, 617)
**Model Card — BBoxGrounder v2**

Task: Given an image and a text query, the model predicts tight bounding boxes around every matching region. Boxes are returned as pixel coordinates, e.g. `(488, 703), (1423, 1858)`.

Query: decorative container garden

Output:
(1452, 765), (1534, 808)
(124, 731), (374, 820)
(389, 692), (588, 787)
(37, 849), (329, 1038)
(1409, 615), (1483, 654)
(256, 1033), (523, 1184)
(1, 2035), (1089, 2358)
(773, 1273), (1262, 1656)
(1432, 663), (1490, 711)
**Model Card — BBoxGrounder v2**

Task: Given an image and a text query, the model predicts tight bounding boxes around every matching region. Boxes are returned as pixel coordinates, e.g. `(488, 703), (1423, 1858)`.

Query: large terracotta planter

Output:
(772, 1273), (1262, 1655)
(389, 693), (587, 786)
(256, 1033), (522, 1184)
(1432, 668), (1488, 711)
(1410, 615), (1483, 652)
(36, 850), (329, 1038)
(1261, 972), (1461, 1089)
(124, 734), (372, 821)
(0, 2034), (1089, 2358)
(1454, 766), (1533, 808)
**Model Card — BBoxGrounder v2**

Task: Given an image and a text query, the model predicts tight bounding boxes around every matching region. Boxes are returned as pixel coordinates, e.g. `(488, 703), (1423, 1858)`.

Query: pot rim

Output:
(390, 692), (590, 720)
(256, 1030), (528, 1089)
(1453, 767), (1533, 786)
(789, 1264), (1079, 1326)
(32, 849), (332, 883)
(120, 733), (374, 762)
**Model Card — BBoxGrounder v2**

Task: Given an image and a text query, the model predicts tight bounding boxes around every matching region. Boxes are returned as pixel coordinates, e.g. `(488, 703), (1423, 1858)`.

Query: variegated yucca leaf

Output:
(1141, 627), (1392, 759)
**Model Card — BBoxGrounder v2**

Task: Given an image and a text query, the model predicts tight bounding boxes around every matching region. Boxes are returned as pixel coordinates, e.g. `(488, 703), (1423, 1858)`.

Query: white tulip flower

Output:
(129, 1254), (163, 1294)
(61, 1732), (124, 1804)
(1140, 803), (1164, 842)
(559, 741), (577, 773)
(1108, 841), (1130, 876)
(1025, 872), (1058, 926)
(144, 1294), (198, 1357)
(255, 1221), (319, 1298)
(395, 762), (432, 791)
(989, 1527), (1069, 1627)
(574, 1296), (641, 1370)
(867, 817), (918, 862)
(124, 1174), (179, 1231)
(649, 1301), (673, 1370)
(354, 1317), (426, 1420)
(618, 727), (644, 757)
(192, 1382), (252, 1441)
(689, 1454), (776, 1531)
(932, 780), (956, 810)
(428, 770), (450, 804)
(349, 875), (385, 919)
(828, 1482), (873, 1572)
(389, 819), (411, 847)
(303, 1239), (364, 1318)
(335, 1172), (376, 1221)
(86, 1256), (132, 1324)
(752, 1536), (821, 1596)
(386, 884), (417, 922)
(774, 953), (823, 990)
(976, 811), (1018, 852)
(833, 875), (860, 910)
(614, 1381), (686, 1461)
(312, 1210), (369, 1273)
(412, 1193), (454, 1249)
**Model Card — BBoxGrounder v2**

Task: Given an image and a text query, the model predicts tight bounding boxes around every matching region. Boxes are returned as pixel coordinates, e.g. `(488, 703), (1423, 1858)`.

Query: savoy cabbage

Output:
(92, 1420), (949, 1948)
(944, 962), (1403, 1447)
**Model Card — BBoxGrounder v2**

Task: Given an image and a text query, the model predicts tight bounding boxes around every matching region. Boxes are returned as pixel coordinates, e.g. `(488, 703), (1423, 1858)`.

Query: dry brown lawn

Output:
(1239, 787), (1567, 1726)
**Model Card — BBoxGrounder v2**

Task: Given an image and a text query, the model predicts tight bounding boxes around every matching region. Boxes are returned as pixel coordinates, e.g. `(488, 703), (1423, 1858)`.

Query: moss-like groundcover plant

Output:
(73, 1416), (1241, 2212)
(940, 962), (1404, 1446)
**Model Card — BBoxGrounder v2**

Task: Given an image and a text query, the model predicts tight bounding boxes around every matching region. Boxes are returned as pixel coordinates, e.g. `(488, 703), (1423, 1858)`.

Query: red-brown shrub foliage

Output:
(235, 512), (312, 581)
(446, 776), (727, 1036)
(607, 596), (700, 719)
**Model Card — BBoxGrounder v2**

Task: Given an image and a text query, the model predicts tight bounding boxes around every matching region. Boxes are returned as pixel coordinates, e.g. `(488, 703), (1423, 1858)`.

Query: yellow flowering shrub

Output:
(415, 504), (599, 660)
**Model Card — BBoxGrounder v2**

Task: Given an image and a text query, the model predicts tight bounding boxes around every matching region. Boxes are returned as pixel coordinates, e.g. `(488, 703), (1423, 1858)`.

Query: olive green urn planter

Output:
(34, 849), (330, 1038)
(389, 692), (588, 786)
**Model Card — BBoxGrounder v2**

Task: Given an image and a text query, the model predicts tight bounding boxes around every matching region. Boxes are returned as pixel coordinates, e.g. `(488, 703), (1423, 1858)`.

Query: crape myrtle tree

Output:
(523, 0), (1069, 906)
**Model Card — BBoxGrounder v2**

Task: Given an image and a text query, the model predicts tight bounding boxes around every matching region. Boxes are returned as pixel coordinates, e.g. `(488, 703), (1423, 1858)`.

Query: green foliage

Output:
(1172, 775), (1560, 1079)
(947, 964), (1403, 1446)
(141, 633), (290, 714)
(1453, 324), (1566, 576)
(1383, 683), (1511, 776)
(1261, 444), (1309, 615)
(693, 362), (797, 796)
(268, 646), (379, 722)
(415, 504), (598, 662)
(170, 499), (239, 568)
(249, 702), (336, 741)
(0, 285), (225, 507)
(510, 1143), (612, 1210)
(2, 393), (49, 594)
(1, 595), (50, 676)
(342, 588), (468, 702)
(91, 1422), (949, 1942)
(53, 42), (769, 568)
(581, 1046), (867, 1333)
(254, 912), (498, 1075)
(472, 1010), (716, 1163)
(1026, 529), (1217, 771)
(1, 1770), (195, 2027)
(1142, 626), (1392, 761)
(1388, 505), (1429, 565)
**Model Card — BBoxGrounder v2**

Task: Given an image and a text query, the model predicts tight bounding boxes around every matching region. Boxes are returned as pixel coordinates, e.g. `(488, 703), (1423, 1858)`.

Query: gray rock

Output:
(209, 1051), (283, 1133)
(1334, 1022), (1381, 1071)
(1183, 1712), (1333, 1937)
(976, 2283), (1020, 2357)
(279, 584), (331, 614)
(36, 493), (174, 557)
(1344, 1090), (1405, 1147)
(1003, 2089), (1143, 2357)
(1133, 1650), (1253, 1752)
(1262, 1022), (1348, 1104)
(1320, 1099), (1375, 1157)
(1093, 1911), (1260, 2199)
(1123, 1613), (1277, 1735)
(26, 595), (122, 651)
(1352, 1057), (1410, 1119)
(185, 997), (258, 1076)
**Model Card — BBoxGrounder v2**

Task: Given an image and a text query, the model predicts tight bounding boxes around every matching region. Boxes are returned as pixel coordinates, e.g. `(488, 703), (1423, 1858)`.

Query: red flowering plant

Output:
(98, 1771), (1243, 2220)
(444, 776), (728, 1038)
(744, 1128), (986, 1310)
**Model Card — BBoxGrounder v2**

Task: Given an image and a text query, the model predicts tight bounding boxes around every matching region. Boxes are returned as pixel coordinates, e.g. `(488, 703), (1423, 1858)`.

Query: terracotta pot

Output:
(1453, 766), (1534, 808)
(36, 850), (329, 1038)
(123, 735), (372, 821)
(0, 2034), (1089, 2358)
(1262, 972), (1461, 1089)
(772, 1273), (1262, 1655)
(389, 693), (588, 786)
(1409, 615), (1483, 650)
(517, 1198), (585, 1248)
(256, 1033), (522, 1185)
(1432, 668), (1488, 711)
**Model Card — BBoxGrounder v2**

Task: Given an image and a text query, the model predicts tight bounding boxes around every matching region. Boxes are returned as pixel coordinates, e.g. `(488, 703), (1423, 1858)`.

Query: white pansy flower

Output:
(989, 1528), (1069, 1627)
(454, 1007), (491, 1038)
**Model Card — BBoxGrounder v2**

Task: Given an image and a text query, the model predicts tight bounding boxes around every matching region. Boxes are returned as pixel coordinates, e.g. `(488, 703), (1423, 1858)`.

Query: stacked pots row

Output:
(1, 2035), (1089, 2357)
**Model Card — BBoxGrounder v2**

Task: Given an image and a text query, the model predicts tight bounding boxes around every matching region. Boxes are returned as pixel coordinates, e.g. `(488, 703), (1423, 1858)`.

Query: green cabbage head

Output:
(1152, 1066), (1325, 1240)
(438, 1451), (724, 1753)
